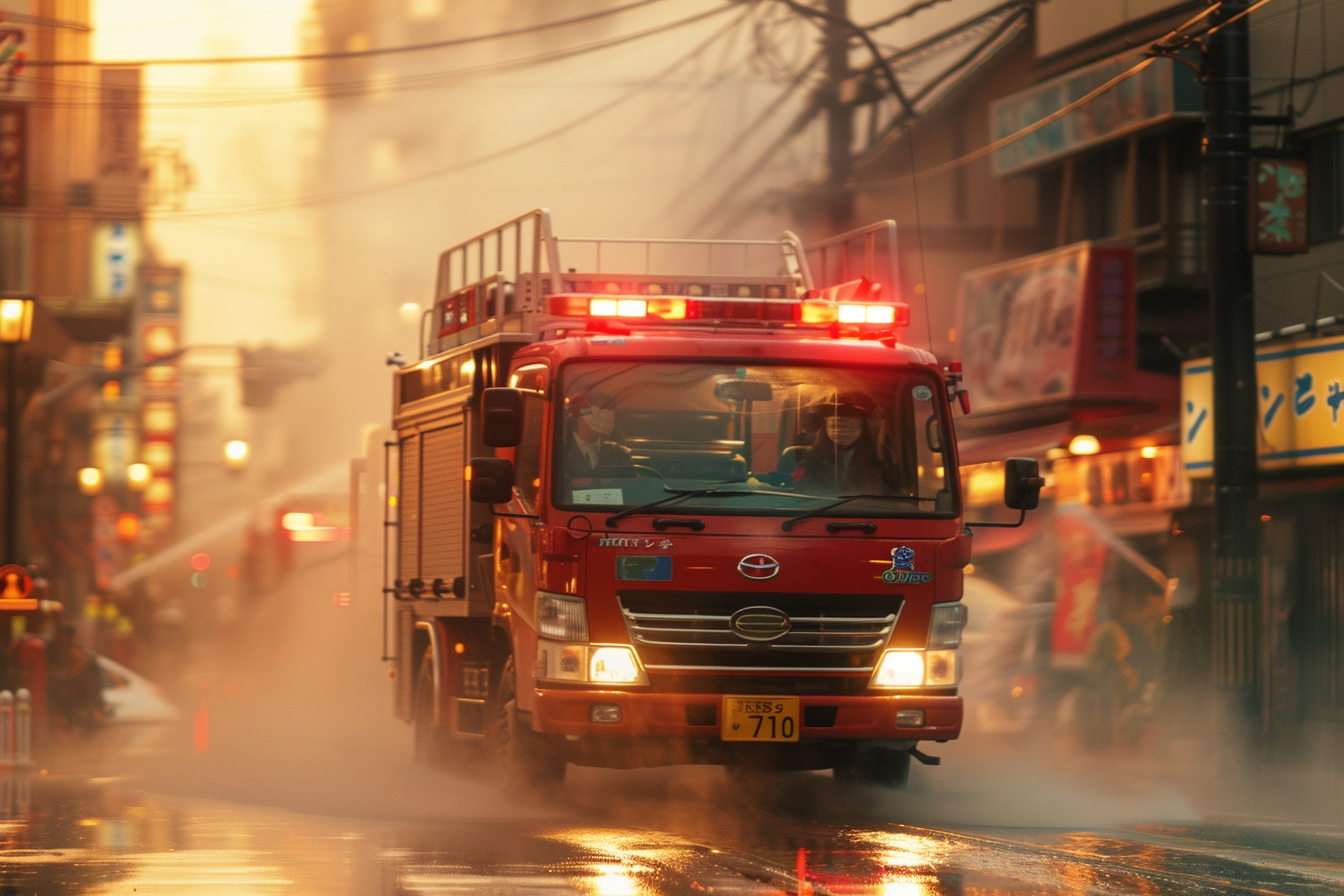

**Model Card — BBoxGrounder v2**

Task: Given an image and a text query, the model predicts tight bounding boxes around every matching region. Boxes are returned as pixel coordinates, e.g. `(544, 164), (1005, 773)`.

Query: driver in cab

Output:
(564, 394), (633, 483)
(795, 391), (890, 495)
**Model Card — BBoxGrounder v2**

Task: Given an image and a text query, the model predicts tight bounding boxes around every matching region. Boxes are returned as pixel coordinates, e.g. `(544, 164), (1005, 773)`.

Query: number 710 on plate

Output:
(721, 696), (800, 742)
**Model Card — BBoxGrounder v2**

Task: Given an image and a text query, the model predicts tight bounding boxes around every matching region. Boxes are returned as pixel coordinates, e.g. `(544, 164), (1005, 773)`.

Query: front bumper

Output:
(532, 689), (961, 741)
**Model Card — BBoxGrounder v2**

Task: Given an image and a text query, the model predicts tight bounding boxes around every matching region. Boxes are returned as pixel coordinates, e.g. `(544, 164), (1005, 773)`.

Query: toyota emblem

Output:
(738, 554), (780, 580)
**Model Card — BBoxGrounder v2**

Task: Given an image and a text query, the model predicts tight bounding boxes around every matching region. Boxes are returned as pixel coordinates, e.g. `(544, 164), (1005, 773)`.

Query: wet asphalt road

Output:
(2, 547), (1338, 894)
(0, 766), (1342, 895)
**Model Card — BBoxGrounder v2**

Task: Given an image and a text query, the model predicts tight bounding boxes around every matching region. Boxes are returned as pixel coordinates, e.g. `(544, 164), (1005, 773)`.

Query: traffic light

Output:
(239, 345), (325, 407)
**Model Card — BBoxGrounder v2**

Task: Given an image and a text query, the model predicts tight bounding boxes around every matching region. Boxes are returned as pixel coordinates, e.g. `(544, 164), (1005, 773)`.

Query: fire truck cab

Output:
(385, 210), (1040, 789)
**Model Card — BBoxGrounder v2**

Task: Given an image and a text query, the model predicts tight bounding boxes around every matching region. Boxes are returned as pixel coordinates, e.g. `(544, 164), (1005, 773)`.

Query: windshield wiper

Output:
(604, 483), (752, 526)
(781, 493), (937, 532)
(604, 482), (813, 526)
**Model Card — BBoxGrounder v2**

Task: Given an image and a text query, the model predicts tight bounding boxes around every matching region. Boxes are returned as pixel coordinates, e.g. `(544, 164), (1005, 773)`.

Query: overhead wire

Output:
(697, 0), (1033, 235)
(653, 49), (822, 228)
(1279, 0), (1303, 146)
(30, 0), (675, 67)
(849, 0), (1281, 190)
(19, 4), (735, 109)
(861, 0), (958, 32)
(704, 0), (1268, 235)
(145, 3), (746, 220)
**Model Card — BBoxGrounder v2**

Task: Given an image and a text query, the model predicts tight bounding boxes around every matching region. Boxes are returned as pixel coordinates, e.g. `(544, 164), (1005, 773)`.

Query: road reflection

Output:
(0, 768), (1329, 895)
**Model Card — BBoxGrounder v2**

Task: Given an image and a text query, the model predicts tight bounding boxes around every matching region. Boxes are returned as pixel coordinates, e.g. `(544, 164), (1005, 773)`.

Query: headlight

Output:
(537, 592), (588, 641)
(871, 650), (924, 687)
(870, 649), (961, 688)
(537, 640), (648, 686)
(589, 646), (642, 684)
(928, 602), (967, 649)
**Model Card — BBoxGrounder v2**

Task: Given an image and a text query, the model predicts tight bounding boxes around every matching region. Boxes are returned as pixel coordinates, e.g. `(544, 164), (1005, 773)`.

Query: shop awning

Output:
(958, 399), (1179, 466)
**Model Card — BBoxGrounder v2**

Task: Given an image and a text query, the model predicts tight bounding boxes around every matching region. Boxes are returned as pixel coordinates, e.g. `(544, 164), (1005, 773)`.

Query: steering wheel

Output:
(631, 465), (664, 479)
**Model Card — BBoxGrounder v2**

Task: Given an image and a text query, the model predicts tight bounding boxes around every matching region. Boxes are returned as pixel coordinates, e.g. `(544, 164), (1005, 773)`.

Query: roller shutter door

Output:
(420, 423), (466, 584)
(399, 433), (421, 579)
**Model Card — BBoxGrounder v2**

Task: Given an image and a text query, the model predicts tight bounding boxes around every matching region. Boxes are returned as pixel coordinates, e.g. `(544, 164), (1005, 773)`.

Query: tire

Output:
(488, 656), (567, 794)
(833, 747), (911, 789)
(413, 653), (452, 767)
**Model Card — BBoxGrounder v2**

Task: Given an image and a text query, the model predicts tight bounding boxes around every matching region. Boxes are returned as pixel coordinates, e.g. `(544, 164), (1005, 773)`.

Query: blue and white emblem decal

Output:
(881, 546), (931, 584)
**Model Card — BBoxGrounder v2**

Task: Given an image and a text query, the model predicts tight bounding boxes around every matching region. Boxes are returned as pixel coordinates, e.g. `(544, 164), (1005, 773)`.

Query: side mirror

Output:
(470, 457), (514, 504)
(1003, 457), (1044, 511)
(481, 388), (523, 447)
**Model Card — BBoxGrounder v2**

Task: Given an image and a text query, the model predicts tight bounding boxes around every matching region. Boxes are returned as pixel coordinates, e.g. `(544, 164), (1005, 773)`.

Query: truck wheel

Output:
(413, 653), (452, 767)
(488, 656), (567, 794)
(834, 747), (911, 789)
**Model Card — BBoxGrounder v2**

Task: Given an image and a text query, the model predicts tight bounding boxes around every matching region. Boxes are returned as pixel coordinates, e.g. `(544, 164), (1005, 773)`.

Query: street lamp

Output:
(0, 296), (33, 563)
(223, 439), (250, 470)
(126, 462), (152, 491)
(77, 466), (103, 496)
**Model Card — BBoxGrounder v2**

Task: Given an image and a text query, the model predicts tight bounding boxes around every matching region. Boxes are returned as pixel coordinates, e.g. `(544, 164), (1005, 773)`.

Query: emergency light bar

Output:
(547, 284), (908, 333)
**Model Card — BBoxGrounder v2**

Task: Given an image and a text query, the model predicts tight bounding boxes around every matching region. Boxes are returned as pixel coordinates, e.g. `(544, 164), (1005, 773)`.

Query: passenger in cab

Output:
(795, 391), (891, 495)
(564, 394), (633, 480)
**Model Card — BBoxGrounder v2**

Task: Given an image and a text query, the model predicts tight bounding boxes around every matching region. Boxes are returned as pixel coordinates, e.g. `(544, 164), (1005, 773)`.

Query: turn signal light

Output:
(800, 300), (909, 327)
(549, 295), (688, 321)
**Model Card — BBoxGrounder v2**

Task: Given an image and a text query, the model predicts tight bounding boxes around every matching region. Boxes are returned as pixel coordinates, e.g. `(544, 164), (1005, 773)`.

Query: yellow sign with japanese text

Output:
(1181, 334), (1344, 476)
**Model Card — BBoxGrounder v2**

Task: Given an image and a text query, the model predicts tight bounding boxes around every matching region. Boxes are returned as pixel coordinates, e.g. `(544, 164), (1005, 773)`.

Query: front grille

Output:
(623, 610), (895, 650)
(619, 590), (902, 672)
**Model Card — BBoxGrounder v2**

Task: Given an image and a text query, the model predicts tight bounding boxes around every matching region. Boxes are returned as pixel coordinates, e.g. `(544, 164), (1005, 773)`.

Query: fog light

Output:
(590, 704), (622, 724)
(896, 709), (926, 728)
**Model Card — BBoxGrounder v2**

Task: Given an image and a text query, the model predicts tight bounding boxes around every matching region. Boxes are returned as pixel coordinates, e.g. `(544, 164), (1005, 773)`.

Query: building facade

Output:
(778, 0), (1344, 746)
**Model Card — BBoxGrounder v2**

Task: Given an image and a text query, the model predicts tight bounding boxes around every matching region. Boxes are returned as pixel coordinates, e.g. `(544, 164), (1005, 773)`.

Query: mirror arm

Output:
(964, 508), (1027, 530)
(490, 507), (539, 519)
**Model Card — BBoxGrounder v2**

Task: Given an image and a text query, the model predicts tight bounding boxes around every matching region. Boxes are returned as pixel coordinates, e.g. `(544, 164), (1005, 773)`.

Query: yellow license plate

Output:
(721, 696), (800, 742)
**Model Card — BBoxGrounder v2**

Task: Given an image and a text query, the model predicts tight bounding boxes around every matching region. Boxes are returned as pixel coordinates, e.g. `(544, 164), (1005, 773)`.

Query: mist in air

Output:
(77, 0), (1338, 836)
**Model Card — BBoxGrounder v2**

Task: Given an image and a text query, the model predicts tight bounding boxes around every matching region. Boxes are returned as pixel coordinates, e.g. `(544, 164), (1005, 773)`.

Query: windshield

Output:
(554, 361), (956, 518)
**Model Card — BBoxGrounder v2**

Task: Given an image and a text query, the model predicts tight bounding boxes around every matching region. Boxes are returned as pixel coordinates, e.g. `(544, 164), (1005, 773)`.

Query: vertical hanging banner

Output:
(1051, 512), (1109, 665)
(0, 102), (24, 207)
(91, 494), (121, 590)
(97, 66), (142, 212)
(136, 265), (183, 539)
(90, 221), (143, 300)
(1253, 158), (1308, 254)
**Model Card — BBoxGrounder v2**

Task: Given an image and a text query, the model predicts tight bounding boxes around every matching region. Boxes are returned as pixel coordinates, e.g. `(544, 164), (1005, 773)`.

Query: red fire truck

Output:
(384, 210), (1040, 789)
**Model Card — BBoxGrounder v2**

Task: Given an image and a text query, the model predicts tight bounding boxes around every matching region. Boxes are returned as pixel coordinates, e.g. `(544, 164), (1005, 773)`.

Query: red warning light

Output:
(115, 513), (140, 544)
(190, 552), (210, 572)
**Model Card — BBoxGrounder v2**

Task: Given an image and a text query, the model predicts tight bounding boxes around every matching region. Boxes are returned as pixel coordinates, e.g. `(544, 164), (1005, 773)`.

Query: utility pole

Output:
(1205, 1), (1260, 723)
(821, 0), (855, 234)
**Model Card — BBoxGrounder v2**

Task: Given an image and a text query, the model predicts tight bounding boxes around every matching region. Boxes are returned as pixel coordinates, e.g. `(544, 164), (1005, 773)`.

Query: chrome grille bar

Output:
(621, 607), (897, 651)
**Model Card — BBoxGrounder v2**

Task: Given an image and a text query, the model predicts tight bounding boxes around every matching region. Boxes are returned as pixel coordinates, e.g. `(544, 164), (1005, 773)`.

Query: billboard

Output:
(1183, 334), (1344, 475)
(957, 243), (1136, 417)
(991, 55), (1201, 176)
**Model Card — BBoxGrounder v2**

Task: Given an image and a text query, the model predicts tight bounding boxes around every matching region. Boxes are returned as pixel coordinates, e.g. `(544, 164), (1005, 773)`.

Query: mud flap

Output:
(395, 607), (415, 721)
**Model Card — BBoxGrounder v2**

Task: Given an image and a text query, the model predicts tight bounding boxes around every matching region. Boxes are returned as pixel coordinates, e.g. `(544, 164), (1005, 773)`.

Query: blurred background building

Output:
(775, 0), (1342, 751)
(0, 0), (1329, 755)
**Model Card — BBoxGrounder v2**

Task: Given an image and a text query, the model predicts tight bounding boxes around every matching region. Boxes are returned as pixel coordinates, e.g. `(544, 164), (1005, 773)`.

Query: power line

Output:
(146, 4), (745, 220)
(705, 0), (1249, 232)
(862, 0), (959, 31)
(30, 0), (677, 67)
(17, 4), (736, 110)
(652, 49), (822, 227)
(836, 0), (1279, 190)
